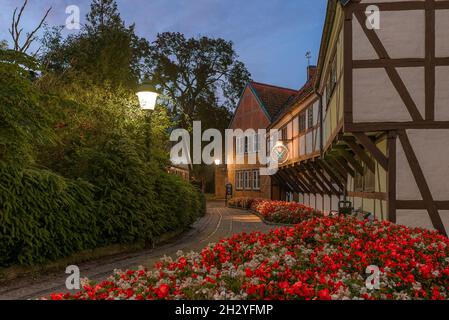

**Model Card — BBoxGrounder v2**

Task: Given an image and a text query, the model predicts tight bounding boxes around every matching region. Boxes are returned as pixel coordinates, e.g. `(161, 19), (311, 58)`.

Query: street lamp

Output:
(136, 79), (159, 110)
(137, 79), (160, 157)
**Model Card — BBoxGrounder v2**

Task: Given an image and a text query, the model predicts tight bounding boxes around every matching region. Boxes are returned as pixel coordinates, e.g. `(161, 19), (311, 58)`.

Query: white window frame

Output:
(244, 171), (251, 190)
(236, 171), (243, 190)
(252, 170), (260, 190)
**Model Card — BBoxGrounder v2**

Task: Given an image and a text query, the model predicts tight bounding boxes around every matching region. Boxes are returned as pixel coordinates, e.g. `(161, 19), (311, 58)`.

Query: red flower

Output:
(317, 289), (332, 300)
(155, 284), (170, 299)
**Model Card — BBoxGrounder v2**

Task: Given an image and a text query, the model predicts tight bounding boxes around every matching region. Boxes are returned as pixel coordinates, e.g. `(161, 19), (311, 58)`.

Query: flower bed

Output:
(250, 199), (322, 225)
(228, 198), (322, 225)
(48, 216), (449, 300)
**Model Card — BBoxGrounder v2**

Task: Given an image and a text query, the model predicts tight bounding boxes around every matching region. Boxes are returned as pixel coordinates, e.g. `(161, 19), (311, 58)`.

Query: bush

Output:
(0, 164), (97, 266)
(0, 59), (205, 267)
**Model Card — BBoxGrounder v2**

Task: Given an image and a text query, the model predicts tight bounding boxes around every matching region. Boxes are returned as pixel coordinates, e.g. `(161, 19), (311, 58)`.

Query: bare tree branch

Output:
(8, 0), (52, 54)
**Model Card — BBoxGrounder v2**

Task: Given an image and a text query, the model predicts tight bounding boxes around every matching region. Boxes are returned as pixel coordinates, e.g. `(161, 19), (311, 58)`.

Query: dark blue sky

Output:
(0, 0), (327, 90)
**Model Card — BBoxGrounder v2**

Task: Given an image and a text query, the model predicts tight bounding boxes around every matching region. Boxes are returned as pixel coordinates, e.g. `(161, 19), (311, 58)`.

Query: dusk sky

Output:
(0, 0), (327, 90)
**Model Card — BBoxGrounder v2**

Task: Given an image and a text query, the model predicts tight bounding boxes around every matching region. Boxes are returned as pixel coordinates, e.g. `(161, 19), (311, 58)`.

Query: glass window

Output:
(236, 171), (243, 190)
(299, 112), (306, 133)
(307, 106), (314, 128)
(244, 171), (251, 190)
(253, 170), (260, 190)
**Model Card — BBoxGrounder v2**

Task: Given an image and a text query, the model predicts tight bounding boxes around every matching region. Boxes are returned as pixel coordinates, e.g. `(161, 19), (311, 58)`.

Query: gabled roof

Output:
(268, 73), (316, 128)
(249, 82), (298, 121)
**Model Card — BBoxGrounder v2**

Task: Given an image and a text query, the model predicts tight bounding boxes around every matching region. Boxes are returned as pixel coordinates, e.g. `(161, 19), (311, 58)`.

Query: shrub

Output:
(0, 59), (205, 267)
(0, 164), (97, 266)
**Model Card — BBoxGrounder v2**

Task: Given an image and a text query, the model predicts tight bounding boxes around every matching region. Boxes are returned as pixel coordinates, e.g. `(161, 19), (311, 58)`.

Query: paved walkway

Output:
(0, 201), (275, 300)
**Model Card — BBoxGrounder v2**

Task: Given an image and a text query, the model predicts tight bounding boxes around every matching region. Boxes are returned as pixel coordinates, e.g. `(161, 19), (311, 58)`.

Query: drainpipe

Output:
(315, 89), (324, 157)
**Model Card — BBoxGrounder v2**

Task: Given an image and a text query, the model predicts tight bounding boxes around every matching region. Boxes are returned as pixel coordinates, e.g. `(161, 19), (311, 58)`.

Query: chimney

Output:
(307, 65), (317, 81)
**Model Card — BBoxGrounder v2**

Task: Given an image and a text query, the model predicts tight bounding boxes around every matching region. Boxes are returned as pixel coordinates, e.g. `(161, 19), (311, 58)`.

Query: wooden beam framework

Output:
(342, 137), (376, 173)
(398, 130), (447, 237)
(353, 133), (388, 171)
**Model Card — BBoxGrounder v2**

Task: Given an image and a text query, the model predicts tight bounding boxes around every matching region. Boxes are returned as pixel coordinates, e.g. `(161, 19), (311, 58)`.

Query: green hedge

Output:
(0, 164), (97, 266)
(0, 58), (205, 267)
(0, 164), (204, 267)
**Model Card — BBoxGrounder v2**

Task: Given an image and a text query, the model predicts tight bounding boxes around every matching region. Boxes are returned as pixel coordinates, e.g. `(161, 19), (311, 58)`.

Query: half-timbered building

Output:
(273, 0), (449, 236)
(220, 0), (449, 236)
(216, 82), (297, 199)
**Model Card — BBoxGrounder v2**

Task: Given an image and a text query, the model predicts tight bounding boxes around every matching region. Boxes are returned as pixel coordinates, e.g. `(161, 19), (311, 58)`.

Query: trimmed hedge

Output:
(0, 58), (205, 267)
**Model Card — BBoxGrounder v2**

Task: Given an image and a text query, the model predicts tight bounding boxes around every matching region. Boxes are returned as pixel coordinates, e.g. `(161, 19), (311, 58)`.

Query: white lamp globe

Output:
(136, 80), (159, 110)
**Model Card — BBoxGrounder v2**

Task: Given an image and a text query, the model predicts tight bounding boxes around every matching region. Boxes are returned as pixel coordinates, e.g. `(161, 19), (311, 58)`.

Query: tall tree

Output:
(40, 0), (148, 87)
(145, 32), (251, 130)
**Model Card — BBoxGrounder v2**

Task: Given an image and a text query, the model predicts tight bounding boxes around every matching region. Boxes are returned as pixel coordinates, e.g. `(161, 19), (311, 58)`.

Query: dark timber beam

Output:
(275, 170), (295, 193)
(290, 165), (311, 193)
(353, 133), (388, 171)
(284, 167), (306, 194)
(303, 162), (331, 195)
(317, 159), (345, 190)
(327, 156), (350, 180)
(343, 137), (376, 173)
(310, 161), (341, 196)
(336, 149), (364, 176)
(278, 169), (301, 193)
(295, 166), (319, 195)
(398, 130), (447, 237)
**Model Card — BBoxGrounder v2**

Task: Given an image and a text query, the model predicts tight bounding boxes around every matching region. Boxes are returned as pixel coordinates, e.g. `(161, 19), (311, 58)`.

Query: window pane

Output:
(308, 107), (314, 128)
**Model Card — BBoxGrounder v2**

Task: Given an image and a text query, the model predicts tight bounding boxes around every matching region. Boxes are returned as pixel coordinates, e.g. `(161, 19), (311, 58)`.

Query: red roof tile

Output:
(250, 82), (298, 121)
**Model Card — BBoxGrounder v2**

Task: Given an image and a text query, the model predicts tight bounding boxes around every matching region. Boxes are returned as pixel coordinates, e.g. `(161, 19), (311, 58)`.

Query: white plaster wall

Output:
(397, 210), (449, 233)
(396, 137), (422, 200)
(353, 68), (412, 122)
(332, 196), (340, 212)
(435, 66), (449, 121)
(287, 122), (293, 140)
(316, 195), (323, 211)
(375, 10), (425, 59)
(314, 129), (321, 152)
(313, 101), (319, 125)
(353, 16), (378, 60)
(292, 116), (299, 136)
(353, 197), (363, 212)
(324, 195), (331, 212)
(299, 136), (305, 156)
(310, 194), (316, 209)
(396, 67), (425, 118)
(306, 132), (313, 154)
(436, 10), (449, 58)
(406, 129), (449, 201)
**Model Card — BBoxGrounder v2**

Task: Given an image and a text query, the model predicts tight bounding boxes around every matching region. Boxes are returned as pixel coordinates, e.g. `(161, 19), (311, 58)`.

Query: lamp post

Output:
(137, 79), (160, 154)
(136, 79), (160, 249)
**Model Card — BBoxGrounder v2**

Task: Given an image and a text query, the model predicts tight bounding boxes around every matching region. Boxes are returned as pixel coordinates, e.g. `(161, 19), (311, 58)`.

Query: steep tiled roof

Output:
(269, 73), (316, 127)
(250, 82), (298, 121)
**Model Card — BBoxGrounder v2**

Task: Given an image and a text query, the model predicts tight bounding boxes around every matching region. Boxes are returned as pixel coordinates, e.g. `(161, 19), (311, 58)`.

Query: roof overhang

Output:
(314, 0), (351, 91)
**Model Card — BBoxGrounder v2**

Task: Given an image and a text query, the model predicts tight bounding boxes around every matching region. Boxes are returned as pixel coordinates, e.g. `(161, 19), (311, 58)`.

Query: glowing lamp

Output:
(136, 80), (159, 110)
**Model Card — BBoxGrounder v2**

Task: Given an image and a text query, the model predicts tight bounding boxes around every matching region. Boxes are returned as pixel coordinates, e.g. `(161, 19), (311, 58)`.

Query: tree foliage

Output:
(0, 45), (204, 268)
(40, 0), (148, 87)
(145, 32), (251, 130)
